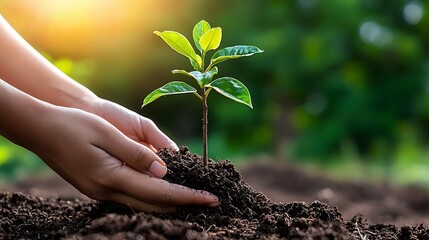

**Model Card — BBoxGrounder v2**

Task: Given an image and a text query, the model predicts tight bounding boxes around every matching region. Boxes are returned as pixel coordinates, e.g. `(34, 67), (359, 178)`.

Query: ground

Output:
(1, 147), (429, 239)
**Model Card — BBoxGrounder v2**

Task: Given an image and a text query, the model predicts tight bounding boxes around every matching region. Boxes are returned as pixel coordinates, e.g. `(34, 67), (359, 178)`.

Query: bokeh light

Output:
(359, 21), (393, 47)
(403, 1), (424, 25)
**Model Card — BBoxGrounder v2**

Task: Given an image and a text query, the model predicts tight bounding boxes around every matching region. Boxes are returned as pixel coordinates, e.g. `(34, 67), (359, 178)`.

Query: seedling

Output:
(142, 20), (263, 167)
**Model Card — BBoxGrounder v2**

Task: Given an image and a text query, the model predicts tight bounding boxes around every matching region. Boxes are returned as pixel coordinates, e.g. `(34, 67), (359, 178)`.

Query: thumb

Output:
(129, 143), (168, 178)
(103, 132), (168, 178)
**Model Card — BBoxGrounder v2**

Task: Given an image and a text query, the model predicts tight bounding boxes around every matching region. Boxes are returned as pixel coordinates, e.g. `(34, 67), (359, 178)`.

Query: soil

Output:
(241, 162), (429, 227)
(1, 147), (429, 239)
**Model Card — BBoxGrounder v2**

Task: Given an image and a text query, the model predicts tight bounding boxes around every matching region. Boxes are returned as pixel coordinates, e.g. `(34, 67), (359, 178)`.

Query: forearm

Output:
(0, 79), (53, 153)
(0, 15), (98, 111)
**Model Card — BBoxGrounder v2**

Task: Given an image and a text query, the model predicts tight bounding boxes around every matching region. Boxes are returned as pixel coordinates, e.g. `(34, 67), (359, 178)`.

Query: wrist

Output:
(69, 91), (101, 113)
(44, 76), (100, 114)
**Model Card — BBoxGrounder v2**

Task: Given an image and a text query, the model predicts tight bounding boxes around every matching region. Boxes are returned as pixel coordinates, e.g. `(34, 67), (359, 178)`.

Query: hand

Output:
(88, 97), (178, 153)
(32, 105), (220, 213)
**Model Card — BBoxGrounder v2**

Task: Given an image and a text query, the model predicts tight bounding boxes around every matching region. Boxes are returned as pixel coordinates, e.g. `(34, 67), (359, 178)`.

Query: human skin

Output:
(0, 15), (220, 212)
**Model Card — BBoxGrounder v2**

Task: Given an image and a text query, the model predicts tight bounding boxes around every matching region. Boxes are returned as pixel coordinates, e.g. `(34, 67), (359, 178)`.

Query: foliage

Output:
(143, 20), (262, 165)
(207, 0), (429, 164)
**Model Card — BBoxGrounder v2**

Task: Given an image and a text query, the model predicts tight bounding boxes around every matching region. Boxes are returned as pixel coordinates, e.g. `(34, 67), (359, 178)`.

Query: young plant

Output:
(142, 20), (263, 167)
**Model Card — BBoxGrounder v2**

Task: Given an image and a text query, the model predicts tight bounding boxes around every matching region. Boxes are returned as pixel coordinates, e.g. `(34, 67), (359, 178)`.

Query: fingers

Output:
(140, 117), (179, 151)
(112, 166), (220, 208)
(98, 130), (168, 178)
(95, 100), (178, 151)
(107, 192), (178, 213)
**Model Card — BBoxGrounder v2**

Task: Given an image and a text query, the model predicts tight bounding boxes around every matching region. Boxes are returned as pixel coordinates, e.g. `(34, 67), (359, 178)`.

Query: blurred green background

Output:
(1, 0), (429, 185)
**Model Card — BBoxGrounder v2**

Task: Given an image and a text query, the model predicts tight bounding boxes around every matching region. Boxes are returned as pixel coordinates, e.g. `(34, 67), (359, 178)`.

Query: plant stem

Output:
(201, 52), (206, 71)
(202, 88), (208, 167)
(205, 63), (214, 72)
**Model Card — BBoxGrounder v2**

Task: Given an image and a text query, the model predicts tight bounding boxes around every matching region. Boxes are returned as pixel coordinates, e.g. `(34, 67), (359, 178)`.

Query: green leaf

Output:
(173, 67), (218, 88)
(193, 20), (211, 53)
(207, 77), (253, 109)
(190, 55), (203, 71)
(172, 69), (193, 78)
(154, 31), (198, 62)
(199, 67), (218, 86)
(142, 81), (198, 107)
(210, 45), (263, 66)
(199, 27), (222, 53)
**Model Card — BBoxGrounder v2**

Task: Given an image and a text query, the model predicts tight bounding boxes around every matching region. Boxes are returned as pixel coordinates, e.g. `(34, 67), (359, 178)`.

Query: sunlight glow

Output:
(0, 0), (157, 57)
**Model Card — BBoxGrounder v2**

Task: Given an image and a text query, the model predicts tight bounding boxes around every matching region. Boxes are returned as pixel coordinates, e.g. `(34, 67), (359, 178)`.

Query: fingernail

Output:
(169, 142), (179, 152)
(157, 158), (167, 166)
(208, 201), (221, 208)
(207, 196), (220, 207)
(149, 160), (167, 178)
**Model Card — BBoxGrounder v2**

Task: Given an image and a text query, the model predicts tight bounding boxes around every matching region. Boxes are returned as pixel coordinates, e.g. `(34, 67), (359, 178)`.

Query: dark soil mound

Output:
(241, 163), (429, 226)
(1, 147), (428, 239)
